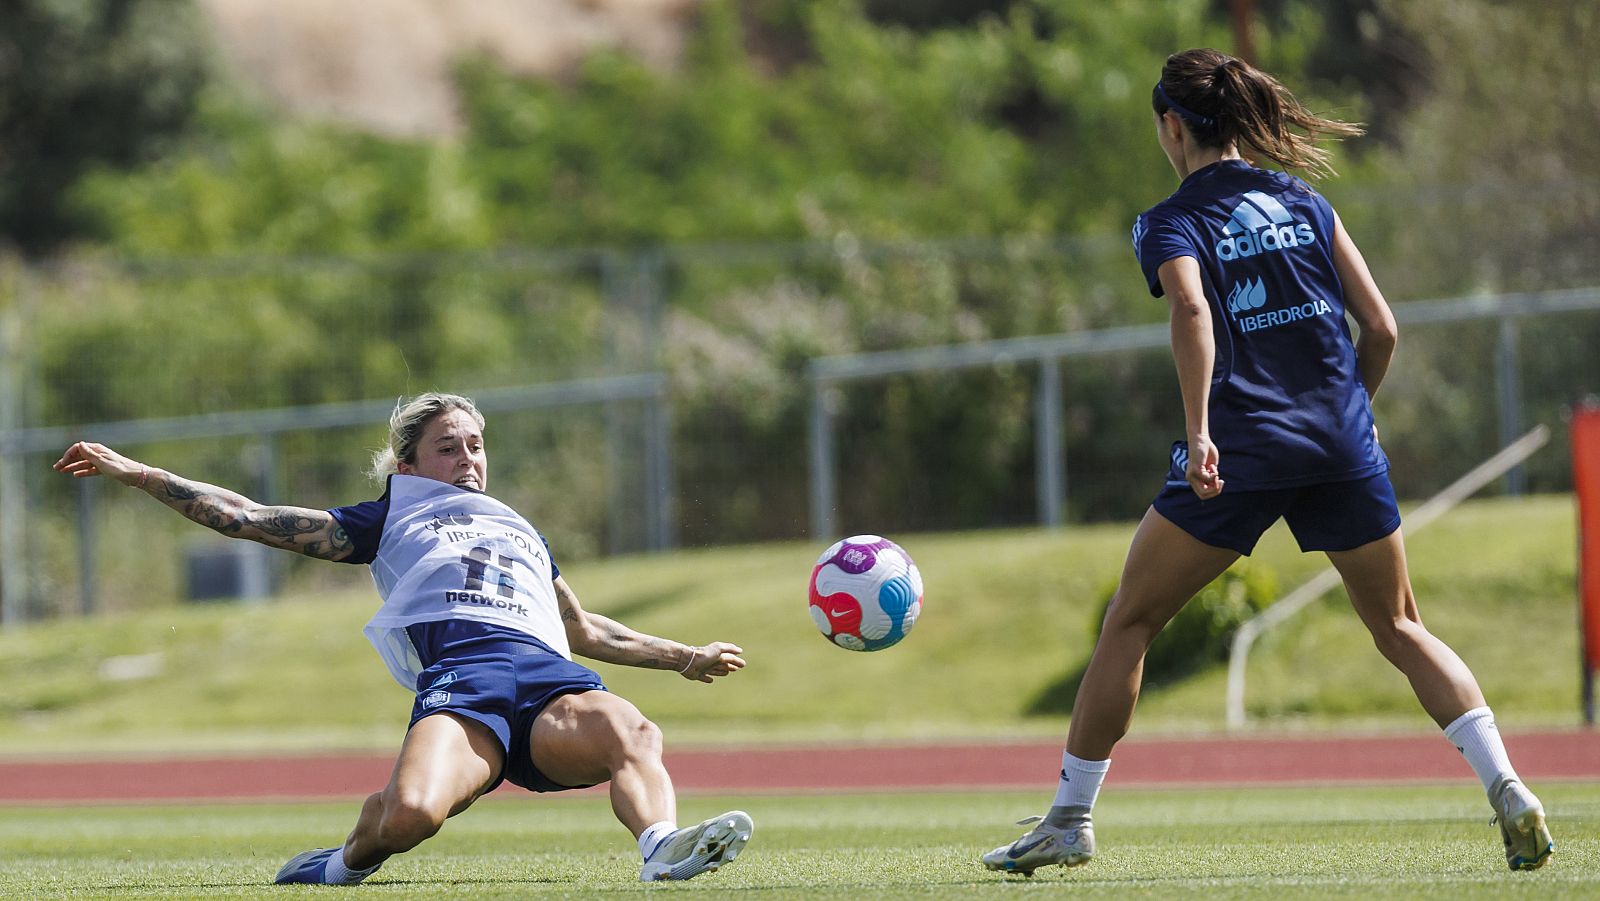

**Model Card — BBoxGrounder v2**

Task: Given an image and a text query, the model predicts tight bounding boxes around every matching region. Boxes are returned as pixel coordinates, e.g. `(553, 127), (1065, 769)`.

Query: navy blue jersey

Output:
(328, 478), (560, 580)
(1132, 160), (1387, 489)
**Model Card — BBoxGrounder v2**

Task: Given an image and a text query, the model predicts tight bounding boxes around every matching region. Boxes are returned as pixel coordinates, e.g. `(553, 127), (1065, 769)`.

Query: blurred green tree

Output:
(1259, 0), (1430, 145)
(0, 0), (209, 256)
(23, 0), (1595, 565)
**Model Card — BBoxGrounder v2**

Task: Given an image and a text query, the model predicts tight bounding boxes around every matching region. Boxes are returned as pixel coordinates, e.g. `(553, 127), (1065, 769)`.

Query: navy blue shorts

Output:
(1152, 470), (1401, 556)
(408, 638), (608, 794)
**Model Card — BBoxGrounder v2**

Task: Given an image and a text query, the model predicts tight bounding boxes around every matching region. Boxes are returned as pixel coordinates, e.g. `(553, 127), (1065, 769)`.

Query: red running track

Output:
(1, 731), (1596, 804)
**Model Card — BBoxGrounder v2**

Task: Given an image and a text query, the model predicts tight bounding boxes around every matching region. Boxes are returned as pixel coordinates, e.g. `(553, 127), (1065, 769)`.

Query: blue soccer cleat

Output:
(273, 846), (380, 885)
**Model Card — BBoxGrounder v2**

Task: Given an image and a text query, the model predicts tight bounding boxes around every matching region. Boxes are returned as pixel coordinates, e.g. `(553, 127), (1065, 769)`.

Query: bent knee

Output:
(1099, 594), (1170, 646)
(377, 795), (448, 850)
(592, 707), (661, 764)
(1367, 615), (1430, 657)
(626, 716), (663, 756)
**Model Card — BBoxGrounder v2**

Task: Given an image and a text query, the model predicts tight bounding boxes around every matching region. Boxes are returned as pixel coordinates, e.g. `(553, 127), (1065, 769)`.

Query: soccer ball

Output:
(808, 535), (923, 651)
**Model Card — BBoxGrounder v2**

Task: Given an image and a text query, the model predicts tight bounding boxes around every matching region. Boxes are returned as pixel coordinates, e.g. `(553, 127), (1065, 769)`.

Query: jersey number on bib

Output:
(462, 546), (520, 599)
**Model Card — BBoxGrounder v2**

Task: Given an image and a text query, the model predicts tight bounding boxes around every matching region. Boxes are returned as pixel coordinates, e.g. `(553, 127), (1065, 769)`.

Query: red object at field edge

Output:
(1, 731), (1596, 804)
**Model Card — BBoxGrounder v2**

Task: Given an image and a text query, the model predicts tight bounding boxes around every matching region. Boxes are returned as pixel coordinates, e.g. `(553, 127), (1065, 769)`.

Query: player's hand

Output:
(681, 642), (745, 683)
(1186, 433), (1224, 499)
(53, 441), (146, 487)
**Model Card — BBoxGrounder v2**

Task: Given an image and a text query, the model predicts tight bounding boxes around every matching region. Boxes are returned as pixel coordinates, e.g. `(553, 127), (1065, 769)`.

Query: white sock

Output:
(323, 847), (363, 884)
(1051, 752), (1111, 812)
(638, 820), (677, 860)
(1443, 706), (1519, 795)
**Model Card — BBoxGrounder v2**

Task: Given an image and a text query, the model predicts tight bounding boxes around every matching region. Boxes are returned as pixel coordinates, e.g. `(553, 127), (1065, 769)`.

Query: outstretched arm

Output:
(553, 575), (745, 683)
(53, 441), (355, 561)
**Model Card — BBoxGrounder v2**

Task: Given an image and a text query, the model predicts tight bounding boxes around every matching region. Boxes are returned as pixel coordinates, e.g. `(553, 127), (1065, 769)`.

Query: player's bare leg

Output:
(532, 691), (751, 881)
(1328, 529), (1552, 870)
(1326, 529), (1483, 725)
(532, 691), (674, 833)
(1067, 508), (1239, 760)
(349, 711), (501, 863)
(987, 509), (1237, 875)
(278, 712), (500, 884)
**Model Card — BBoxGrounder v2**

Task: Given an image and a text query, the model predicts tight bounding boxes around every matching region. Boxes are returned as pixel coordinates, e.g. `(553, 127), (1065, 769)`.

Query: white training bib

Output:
(361, 474), (569, 688)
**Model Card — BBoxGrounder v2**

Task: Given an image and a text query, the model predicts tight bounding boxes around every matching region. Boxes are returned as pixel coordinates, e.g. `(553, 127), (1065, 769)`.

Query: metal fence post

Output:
(807, 374), (836, 540)
(637, 252), (673, 552)
(1497, 316), (1525, 495)
(75, 476), (97, 616)
(1035, 356), (1064, 527)
(599, 251), (633, 553)
(0, 266), (29, 630)
(647, 386), (675, 551)
(600, 248), (671, 554)
(253, 437), (282, 593)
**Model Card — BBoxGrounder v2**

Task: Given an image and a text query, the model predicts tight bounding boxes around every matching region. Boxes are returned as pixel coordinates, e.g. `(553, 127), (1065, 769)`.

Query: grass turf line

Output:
(0, 784), (1595, 898)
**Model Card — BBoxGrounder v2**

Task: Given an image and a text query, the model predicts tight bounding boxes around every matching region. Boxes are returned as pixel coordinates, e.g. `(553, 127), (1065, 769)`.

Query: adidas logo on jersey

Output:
(1215, 190), (1315, 261)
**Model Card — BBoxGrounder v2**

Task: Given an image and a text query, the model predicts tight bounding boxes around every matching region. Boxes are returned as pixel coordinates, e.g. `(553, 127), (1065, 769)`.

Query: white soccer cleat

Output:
(982, 815), (1095, 876)
(1490, 777), (1554, 871)
(639, 810), (754, 881)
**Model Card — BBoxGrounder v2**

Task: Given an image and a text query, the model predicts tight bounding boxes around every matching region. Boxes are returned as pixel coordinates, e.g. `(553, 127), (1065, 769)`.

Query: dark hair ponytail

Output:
(1152, 48), (1363, 179)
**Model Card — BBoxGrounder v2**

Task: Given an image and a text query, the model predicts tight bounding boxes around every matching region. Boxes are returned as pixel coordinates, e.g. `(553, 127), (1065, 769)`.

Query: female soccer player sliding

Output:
(55, 392), (753, 885)
(983, 48), (1553, 876)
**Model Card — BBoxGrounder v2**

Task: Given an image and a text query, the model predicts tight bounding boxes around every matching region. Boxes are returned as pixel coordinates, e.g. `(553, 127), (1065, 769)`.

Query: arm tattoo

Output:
(160, 477), (250, 534)
(555, 581), (685, 671)
(149, 471), (348, 559)
(253, 508), (322, 539)
(289, 522), (352, 561)
(325, 524), (352, 558)
(602, 617), (676, 669)
(153, 473), (201, 503)
(556, 582), (581, 624)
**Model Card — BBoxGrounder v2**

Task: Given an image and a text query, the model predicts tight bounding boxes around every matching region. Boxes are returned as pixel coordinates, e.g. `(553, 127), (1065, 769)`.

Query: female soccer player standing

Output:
(983, 48), (1553, 875)
(55, 392), (753, 885)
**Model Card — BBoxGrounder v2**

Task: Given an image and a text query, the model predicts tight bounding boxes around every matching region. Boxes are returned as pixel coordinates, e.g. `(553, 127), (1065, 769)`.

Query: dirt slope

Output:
(198, 0), (700, 136)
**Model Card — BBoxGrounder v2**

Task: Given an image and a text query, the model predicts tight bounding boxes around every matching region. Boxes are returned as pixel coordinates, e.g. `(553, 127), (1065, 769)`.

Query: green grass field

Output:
(2, 784), (1596, 898)
(0, 494), (1582, 753)
(0, 493), (1594, 898)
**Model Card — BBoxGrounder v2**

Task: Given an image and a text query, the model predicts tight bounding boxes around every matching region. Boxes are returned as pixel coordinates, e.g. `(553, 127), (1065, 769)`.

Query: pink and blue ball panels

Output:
(808, 534), (923, 651)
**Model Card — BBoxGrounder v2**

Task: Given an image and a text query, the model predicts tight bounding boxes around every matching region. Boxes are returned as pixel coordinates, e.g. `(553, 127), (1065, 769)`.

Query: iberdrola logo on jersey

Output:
(1226, 276), (1267, 318)
(1215, 190), (1316, 261)
(1226, 275), (1335, 333)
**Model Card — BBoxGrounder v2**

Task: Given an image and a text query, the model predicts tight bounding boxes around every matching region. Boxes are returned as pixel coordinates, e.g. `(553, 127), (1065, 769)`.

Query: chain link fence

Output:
(3, 193), (1598, 623)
